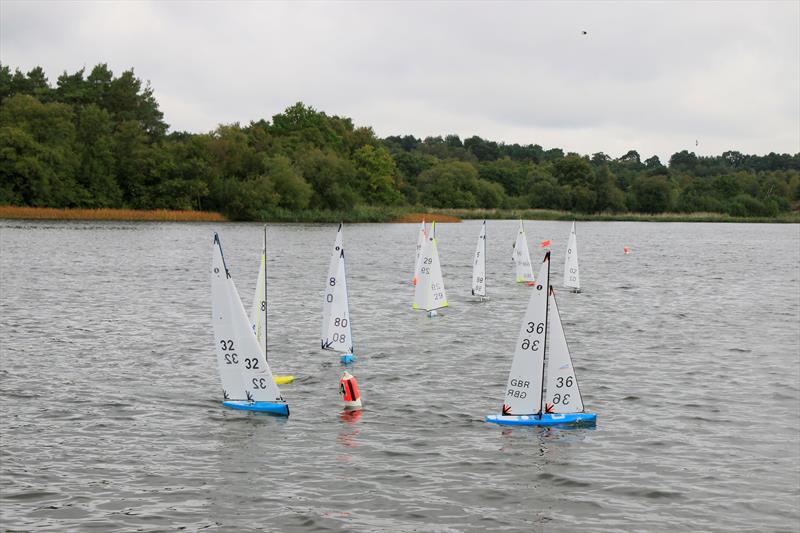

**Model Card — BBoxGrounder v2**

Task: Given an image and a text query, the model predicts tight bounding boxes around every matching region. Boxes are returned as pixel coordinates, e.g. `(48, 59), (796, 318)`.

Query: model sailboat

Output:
(471, 220), (487, 300)
(512, 220), (534, 283)
(249, 226), (294, 384)
(563, 221), (580, 292)
(413, 221), (448, 317)
(485, 251), (595, 426)
(321, 223), (355, 364)
(211, 233), (289, 415)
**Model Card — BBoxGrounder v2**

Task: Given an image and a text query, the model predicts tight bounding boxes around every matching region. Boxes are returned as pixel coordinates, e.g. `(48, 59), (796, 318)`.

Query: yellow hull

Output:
(273, 375), (295, 385)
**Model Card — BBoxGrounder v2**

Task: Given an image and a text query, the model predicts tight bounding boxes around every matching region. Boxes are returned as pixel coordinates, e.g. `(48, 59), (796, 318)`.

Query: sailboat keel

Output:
(484, 412), (596, 426)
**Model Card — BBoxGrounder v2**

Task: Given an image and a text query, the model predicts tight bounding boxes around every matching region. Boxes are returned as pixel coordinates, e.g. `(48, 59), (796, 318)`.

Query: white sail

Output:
(413, 220), (426, 285)
(413, 224), (448, 311)
(501, 253), (551, 415)
(212, 234), (283, 403)
(248, 229), (267, 358)
(563, 221), (580, 291)
(513, 221), (535, 282)
(472, 220), (486, 297)
(321, 225), (353, 354)
(322, 224), (344, 342)
(543, 287), (584, 413)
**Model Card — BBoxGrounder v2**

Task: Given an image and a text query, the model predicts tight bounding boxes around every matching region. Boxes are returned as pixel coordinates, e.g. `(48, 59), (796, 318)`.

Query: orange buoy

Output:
(623, 246), (630, 255)
(339, 371), (362, 410)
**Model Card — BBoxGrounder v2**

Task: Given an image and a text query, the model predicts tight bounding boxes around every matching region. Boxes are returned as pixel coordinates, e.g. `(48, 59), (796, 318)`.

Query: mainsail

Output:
(472, 220), (486, 297)
(413, 220), (426, 285)
(513, 220), (535, 282)
(563, 221), (580, 291)
(321, 224), (353, 354)
(501, 252), (550, 415)
(248, 226), (268, 359)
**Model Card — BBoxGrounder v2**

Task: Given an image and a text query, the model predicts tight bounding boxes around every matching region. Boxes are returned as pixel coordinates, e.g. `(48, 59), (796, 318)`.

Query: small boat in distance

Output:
(250, 226), (294, 384)
(471, 220), (487, 300)
(563, 221), (580, 292)
(413, 221), (448, 317)
(485, 251), (595, 427)
(321, 224), (356, 364)
(211, 233), (289, 416)
(512, 220), (534, 283)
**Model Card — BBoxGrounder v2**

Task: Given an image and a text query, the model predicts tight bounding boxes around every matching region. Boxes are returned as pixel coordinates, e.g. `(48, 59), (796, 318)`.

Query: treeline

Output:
(2, 64), (799, 220)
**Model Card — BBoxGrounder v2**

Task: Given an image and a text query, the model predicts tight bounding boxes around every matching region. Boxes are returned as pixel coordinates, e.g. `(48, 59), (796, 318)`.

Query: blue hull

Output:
(222, 400), (290, 416)
(340, 354), (355, 365)
(485, 412), (596, 426)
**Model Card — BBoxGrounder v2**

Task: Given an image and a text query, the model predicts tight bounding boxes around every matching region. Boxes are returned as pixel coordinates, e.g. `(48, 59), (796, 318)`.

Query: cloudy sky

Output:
(2, 1), (798, 161)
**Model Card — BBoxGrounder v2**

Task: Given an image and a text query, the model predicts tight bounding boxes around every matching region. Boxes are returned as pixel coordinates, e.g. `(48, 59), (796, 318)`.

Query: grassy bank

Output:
(0, 206), (226, 222)
(436, 208), (800, 224)
(2, 205), (797, 224)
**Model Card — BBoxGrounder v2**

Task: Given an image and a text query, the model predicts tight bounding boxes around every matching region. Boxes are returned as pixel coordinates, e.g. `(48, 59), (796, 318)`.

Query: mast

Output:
(263, 224), (268, 362)
(538, 252), (551, 416)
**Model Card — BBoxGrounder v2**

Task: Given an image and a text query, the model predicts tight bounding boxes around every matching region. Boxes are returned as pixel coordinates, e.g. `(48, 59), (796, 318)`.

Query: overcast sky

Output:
(1, 1), (798, 162)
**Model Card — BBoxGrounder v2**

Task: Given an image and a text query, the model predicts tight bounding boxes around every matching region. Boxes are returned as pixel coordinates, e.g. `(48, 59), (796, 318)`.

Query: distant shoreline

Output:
(1, 206), (797, 224)
(0, 206), (226, 222)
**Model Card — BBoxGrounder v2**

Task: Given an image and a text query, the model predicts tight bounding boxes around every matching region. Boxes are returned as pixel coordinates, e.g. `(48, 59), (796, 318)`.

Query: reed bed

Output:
(0, 206), (226, 222)
(393, 213), (462, 223)
(438, 208), (800, 224)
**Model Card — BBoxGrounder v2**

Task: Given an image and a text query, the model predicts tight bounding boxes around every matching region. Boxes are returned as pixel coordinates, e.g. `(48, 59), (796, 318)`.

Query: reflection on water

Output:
(1, 219), (798, 532)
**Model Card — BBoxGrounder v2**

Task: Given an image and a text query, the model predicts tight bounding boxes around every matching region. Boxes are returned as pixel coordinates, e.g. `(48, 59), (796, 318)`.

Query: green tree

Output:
(352, 144), (403, 205)
(264, 155), (313, 210)
(551, 155), (592, 185)
(296, 149), (360, 210)
(416, 161), (480, 208)
(632, 175), (673, 213)
(75, 104), (121, 206)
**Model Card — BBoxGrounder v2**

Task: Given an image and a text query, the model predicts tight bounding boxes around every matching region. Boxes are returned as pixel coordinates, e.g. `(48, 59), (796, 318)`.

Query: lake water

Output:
(1, 219), (798, 532)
